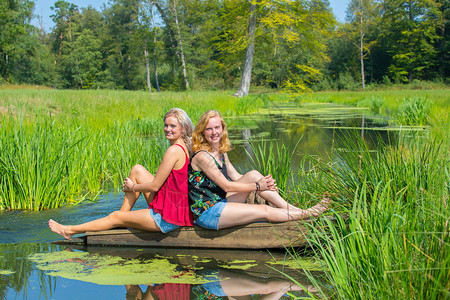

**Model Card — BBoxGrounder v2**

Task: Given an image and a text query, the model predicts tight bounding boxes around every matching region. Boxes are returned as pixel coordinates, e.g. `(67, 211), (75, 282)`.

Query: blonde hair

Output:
(192, 110), (231, 154)
(164, 108), (193, 151)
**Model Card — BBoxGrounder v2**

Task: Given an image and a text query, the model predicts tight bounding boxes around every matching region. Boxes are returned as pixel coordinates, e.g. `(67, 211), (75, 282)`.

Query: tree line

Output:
(0, 0), (448, 94)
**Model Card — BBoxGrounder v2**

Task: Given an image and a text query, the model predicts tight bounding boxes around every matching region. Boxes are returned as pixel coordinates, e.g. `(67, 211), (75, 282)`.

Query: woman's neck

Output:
(209, 143), (220, 154)
(170, 137), (184, 146)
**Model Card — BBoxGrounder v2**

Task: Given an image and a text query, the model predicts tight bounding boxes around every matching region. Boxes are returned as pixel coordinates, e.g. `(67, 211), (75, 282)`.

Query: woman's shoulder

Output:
(192, 150), (217, 164)
(166, 143), (187, 156)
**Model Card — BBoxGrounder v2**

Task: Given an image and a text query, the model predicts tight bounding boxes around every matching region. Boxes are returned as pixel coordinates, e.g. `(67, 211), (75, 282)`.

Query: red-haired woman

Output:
(189, 110), (330, 230)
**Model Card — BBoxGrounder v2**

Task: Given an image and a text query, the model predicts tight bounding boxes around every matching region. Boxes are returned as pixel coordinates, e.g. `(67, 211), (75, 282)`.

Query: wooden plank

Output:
(78, 221), (311, 249)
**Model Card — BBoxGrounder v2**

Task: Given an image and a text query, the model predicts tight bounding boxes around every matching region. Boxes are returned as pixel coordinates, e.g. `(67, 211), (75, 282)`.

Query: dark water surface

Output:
(0, 103), (399, 299)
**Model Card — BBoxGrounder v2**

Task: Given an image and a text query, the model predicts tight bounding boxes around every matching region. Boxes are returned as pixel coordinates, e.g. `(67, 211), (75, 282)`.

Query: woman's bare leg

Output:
(49, 209), (160, 239)
(218, 200), (330, 229)
(226, 170), (302, 211)
(121, 164), (155, 211)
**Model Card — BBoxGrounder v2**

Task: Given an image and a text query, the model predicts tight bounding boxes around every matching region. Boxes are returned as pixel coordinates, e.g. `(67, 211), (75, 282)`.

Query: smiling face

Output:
(164, 116), (183, 142)
(203, 116), (223, 147)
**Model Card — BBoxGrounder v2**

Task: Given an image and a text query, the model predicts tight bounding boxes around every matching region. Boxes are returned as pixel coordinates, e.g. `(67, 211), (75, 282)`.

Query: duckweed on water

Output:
(267, 259), (326, 271)
(218, 263), (258, 270)
(28, 251), (210, 285)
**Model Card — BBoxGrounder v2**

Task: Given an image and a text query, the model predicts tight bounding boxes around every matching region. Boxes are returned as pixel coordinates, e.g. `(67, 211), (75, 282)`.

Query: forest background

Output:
(1, 0), (448, 93)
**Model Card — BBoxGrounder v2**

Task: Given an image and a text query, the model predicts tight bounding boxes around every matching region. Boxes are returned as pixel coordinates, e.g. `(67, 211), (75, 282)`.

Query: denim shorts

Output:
(200, 270), (225, 297)
(195, 200), (227, 230)
(149, 209), (180, 233)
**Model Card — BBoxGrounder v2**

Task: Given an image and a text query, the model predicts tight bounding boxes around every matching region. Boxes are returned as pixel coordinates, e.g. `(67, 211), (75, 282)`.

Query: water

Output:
(226, 102), (397, 170)
(0, 102), (399, 299)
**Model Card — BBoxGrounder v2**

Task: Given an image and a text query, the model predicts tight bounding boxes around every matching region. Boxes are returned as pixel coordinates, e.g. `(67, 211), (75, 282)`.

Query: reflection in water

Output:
(0, 243), (56, 300)
(125, 269), (315, 299)
(1, 244), (325, 299)
(126, 283), (191, 300)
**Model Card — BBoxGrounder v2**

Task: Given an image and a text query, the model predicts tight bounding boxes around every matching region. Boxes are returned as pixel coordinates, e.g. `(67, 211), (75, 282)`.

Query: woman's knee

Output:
(107, 211), (124, 226)
(246, 170), (263, 181)
(129, 164), (147, 178)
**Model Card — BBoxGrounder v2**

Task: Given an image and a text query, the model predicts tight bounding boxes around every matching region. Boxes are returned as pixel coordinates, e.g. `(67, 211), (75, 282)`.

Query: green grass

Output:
(297, 89), (449, 126)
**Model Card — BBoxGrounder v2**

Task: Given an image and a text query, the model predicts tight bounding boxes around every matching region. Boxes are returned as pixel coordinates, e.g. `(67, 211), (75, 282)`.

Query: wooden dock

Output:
(54, 220), (314, 249)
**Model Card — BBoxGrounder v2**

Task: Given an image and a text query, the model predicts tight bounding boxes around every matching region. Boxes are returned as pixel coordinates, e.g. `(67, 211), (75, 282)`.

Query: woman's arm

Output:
(124, 145), (183, 193)
(192, 152), (273, 193)
(223, 153), (242, 181)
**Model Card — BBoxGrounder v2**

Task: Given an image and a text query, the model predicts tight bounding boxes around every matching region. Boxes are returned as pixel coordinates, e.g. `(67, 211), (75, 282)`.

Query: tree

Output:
(103, 0), (142, 89)
(380, 0), (442, 83)
(346, 0), (379, 88)
(234, 1), (256, 97)
(216, 0), (334, 97)
(0, 0), (34, 81)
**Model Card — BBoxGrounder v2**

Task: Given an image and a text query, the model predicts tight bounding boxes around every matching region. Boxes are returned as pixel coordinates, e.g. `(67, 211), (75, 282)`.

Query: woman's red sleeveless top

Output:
(149, 144), (194, 226)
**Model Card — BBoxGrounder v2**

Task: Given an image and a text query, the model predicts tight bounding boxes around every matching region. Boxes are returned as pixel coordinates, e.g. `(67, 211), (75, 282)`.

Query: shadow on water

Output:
(1, 102), (405, 299)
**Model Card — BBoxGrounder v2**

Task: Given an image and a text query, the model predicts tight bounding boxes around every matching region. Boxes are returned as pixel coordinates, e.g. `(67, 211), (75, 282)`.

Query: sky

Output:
(33, 0), (349, 31)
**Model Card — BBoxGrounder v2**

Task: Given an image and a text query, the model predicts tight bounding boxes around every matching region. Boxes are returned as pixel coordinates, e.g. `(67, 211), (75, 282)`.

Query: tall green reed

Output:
(395, 96), (432, 126)
(245, 137), (301, 198)
(291, 134), (449, 299)
(0, 115), (87, 210)
(0, 115), (167, 210)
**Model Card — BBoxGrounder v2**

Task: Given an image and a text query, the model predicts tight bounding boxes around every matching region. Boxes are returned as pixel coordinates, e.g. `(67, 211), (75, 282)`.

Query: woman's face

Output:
(203, 116), (223, 146)
(164, 116), (183, 141)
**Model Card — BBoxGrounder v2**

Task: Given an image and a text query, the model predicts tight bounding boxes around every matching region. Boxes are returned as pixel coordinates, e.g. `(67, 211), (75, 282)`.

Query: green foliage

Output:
(395, 96), (432, 126)
(0, 0), (34, 81)
(337, 72), (359, 90)
(357, 96), (385, 114)
(381, 0), (442, 83)
(1, 0), (448, 91)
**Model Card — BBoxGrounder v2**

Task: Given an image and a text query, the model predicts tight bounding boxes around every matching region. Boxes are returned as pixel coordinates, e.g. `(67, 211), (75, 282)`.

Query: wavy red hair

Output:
(192, 110), (231, 154)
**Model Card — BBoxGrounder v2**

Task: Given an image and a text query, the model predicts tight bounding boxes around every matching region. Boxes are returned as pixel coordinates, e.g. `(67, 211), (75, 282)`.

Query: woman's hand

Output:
(123, 178), (135, 192)
(257, 175), (277, 192)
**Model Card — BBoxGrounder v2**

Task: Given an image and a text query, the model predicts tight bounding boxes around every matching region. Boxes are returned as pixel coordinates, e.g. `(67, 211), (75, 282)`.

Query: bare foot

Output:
(48, 219), (73, 240)
(296, 198), (331, 219)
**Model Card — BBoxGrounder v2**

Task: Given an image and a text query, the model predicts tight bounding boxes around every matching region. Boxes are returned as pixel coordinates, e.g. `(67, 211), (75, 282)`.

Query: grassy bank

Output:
(291, 135), (449, 299)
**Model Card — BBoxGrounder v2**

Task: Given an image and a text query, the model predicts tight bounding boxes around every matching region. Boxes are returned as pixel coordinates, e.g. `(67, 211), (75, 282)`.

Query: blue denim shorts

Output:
(149, 209), (180, 233)
(200, 270), (225, 297)
(195, 200), (227, 230)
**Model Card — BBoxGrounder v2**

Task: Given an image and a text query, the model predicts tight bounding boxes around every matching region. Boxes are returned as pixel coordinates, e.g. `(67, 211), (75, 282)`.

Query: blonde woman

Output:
(49, 108), (194, 239)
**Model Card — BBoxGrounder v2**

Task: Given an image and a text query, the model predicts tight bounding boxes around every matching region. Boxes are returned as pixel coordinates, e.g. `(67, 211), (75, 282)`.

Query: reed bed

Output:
(285, 134), (449, 299)
(297, 89), (449, 127)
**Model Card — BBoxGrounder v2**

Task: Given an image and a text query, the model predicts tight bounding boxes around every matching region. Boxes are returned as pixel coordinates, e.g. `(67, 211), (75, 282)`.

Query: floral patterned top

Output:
(188, 150), (230, 219)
